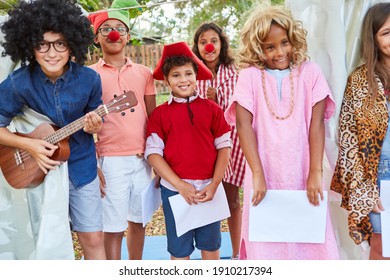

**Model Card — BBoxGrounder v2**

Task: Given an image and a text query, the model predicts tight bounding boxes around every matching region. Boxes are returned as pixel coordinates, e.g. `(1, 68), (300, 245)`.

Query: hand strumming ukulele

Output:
(0, 91), (138, 189)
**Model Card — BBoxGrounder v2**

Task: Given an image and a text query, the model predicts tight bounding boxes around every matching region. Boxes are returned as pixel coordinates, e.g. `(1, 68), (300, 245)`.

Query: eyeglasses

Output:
(98, 27), (128, 37)
(35, 40), (69, 53)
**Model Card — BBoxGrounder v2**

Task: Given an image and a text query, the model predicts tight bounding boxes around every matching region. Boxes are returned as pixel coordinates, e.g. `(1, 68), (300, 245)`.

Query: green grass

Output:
(156, 92), (169, 105)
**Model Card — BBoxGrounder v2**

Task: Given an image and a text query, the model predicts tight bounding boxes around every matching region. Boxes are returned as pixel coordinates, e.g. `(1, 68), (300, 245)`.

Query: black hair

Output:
(192, 22), (234, 66)
(162, 55), (198, 77)
(162, 55), (198, 125)
(1, 0), (93, 68)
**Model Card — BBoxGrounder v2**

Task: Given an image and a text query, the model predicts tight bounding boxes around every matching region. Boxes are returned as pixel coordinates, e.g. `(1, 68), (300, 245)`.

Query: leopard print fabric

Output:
(331, 64), (388, 245)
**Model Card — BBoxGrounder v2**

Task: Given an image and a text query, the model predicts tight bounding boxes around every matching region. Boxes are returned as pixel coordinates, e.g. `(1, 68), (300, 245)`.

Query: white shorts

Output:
(98, 155), (152, 232)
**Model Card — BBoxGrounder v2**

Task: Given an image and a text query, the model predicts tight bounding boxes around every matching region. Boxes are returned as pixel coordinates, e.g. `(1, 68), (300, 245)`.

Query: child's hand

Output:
(206, 87), (217, 102)
(372, 198), (385, 213)
(83, 110), (103, 134)
(154, 174), (161, 189)
(176, 181), (200, 205)
(27, 138), (61, 174)
(196, 183), (218, 203)
(97, 167), (106, 198)
(306, 170), (324, 206)
(252, 173), (267, 206)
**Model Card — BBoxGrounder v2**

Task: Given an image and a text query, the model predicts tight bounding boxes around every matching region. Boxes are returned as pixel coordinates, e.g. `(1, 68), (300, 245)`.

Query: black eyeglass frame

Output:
(98, 27), (128, 37)
(34, 40), (69, 53)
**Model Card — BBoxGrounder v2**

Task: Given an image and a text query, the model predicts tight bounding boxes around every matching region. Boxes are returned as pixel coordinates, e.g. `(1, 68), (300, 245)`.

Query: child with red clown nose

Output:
(88, 0), (140, 40)
(192, 22), (246, 260)
(88, 0), (157, 260)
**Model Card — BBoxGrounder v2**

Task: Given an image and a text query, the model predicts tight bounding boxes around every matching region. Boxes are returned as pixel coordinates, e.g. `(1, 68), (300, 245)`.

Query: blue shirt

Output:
(0, 62), (102, 188)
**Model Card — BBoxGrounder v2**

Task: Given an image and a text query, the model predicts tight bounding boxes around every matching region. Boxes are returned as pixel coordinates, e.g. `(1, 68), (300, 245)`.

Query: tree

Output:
(136, 0), (284, 45)
(176, 0), (261, 44)
(1, 0), (284, 44)
(0, 0), (18, 14)
(78, 0), (101, 11)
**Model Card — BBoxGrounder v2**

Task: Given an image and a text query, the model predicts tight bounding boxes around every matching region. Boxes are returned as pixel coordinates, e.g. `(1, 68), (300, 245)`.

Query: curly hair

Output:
(192, 22), (234, 66)
(1, 0), (93, 68)
(236, 6), (308, 69)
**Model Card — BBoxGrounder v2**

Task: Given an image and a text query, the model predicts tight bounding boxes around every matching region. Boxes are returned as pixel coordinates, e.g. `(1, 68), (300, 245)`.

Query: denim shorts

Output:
(160, 185), (221, 258)
(369, 160), (390, 233)
(69, 176), (103, 232)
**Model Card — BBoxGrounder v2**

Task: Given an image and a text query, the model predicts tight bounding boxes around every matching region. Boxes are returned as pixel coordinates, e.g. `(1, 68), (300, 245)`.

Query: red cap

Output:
(153, 42), (213, 81)
(87, 11), (129, 35)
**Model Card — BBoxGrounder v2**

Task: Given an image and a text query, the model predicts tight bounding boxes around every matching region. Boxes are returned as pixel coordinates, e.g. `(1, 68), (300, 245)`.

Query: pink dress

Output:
(225, 62), (339, 260)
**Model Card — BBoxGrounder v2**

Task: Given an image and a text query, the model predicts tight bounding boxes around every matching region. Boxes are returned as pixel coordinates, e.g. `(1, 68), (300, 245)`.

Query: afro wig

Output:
(1, 0), (94, 68)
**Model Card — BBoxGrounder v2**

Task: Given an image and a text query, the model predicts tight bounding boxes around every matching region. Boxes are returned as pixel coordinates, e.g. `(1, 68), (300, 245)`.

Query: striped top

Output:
(197, 64), (237, 111)
(197, 63), (246, 187)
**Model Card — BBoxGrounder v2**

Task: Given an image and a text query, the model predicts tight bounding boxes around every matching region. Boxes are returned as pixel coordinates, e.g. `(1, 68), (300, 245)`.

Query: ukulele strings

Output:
(14, 97), (131, 163)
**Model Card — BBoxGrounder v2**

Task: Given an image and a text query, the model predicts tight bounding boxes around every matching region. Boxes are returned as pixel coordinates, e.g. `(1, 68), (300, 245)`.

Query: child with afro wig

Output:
(0, 0), (106, 259)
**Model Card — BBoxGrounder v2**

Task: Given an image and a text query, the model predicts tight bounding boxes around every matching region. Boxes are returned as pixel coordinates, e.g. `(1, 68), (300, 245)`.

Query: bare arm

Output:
(307, 100), (325, 206)
(0, 127), (60, 174)
(197, 147), (230, 202)
(147, 153), (199, 205)
(236, 104), (267, 206)
(144, 95), (157, 118)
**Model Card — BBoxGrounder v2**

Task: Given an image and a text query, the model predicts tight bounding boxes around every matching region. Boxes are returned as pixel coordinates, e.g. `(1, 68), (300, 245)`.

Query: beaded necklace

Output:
(261, 69), (294, 120)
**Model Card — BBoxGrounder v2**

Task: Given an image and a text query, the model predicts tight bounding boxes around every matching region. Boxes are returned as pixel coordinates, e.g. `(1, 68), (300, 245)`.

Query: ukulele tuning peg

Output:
(130, 108), (135, 112)
(121, 112), (126, 116)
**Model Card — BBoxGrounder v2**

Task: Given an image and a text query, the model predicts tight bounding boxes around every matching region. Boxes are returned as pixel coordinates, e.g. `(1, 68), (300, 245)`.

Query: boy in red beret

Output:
(88, 0), (156, 260)
(145, 42), (231, 260)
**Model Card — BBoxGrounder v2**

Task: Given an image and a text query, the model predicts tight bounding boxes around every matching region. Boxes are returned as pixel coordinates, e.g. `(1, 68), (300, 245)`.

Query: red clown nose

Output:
(108, 31), (121, 42)
(205, 43), (215, 53)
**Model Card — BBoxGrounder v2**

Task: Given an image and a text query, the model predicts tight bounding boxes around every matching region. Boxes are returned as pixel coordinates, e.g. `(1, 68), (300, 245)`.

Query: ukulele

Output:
(0, 91), (138, 189)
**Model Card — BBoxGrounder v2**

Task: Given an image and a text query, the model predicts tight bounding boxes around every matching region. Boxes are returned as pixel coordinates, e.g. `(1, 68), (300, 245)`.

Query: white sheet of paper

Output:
(380, 180), (390, 257)
(141, 178), (162, 227)
(249, 190), (327, 243)
(168, 183), (230, 237)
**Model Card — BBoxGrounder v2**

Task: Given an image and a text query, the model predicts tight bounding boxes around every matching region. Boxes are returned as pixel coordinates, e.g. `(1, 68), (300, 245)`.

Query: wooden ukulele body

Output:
(0, 123), (69, 189)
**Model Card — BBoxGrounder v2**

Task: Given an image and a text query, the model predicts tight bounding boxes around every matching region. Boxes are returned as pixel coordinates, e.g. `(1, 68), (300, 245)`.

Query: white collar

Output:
(168, 90), (200, 105)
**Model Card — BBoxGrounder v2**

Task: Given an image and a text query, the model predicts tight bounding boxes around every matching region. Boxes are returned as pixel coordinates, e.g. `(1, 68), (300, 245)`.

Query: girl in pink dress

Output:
(192, 22), (246, 260)
(225, 6), (339, 260)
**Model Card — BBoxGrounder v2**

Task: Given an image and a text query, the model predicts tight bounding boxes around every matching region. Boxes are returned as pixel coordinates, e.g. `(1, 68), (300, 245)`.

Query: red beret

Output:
(153, 42), (213, 81)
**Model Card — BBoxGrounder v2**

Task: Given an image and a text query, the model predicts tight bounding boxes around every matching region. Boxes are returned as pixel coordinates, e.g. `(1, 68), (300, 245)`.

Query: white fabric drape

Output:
(0, 107), (74, 260)
(0, 15), (74, 260)
(0, 15), (14, 82)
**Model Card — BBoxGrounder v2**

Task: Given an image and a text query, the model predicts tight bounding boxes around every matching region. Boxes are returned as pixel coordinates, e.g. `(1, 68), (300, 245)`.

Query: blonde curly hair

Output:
(236, 5), (309, 69)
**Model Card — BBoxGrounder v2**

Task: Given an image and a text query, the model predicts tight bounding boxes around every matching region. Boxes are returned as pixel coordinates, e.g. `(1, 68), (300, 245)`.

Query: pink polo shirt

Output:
(90, 58), (156, 156)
